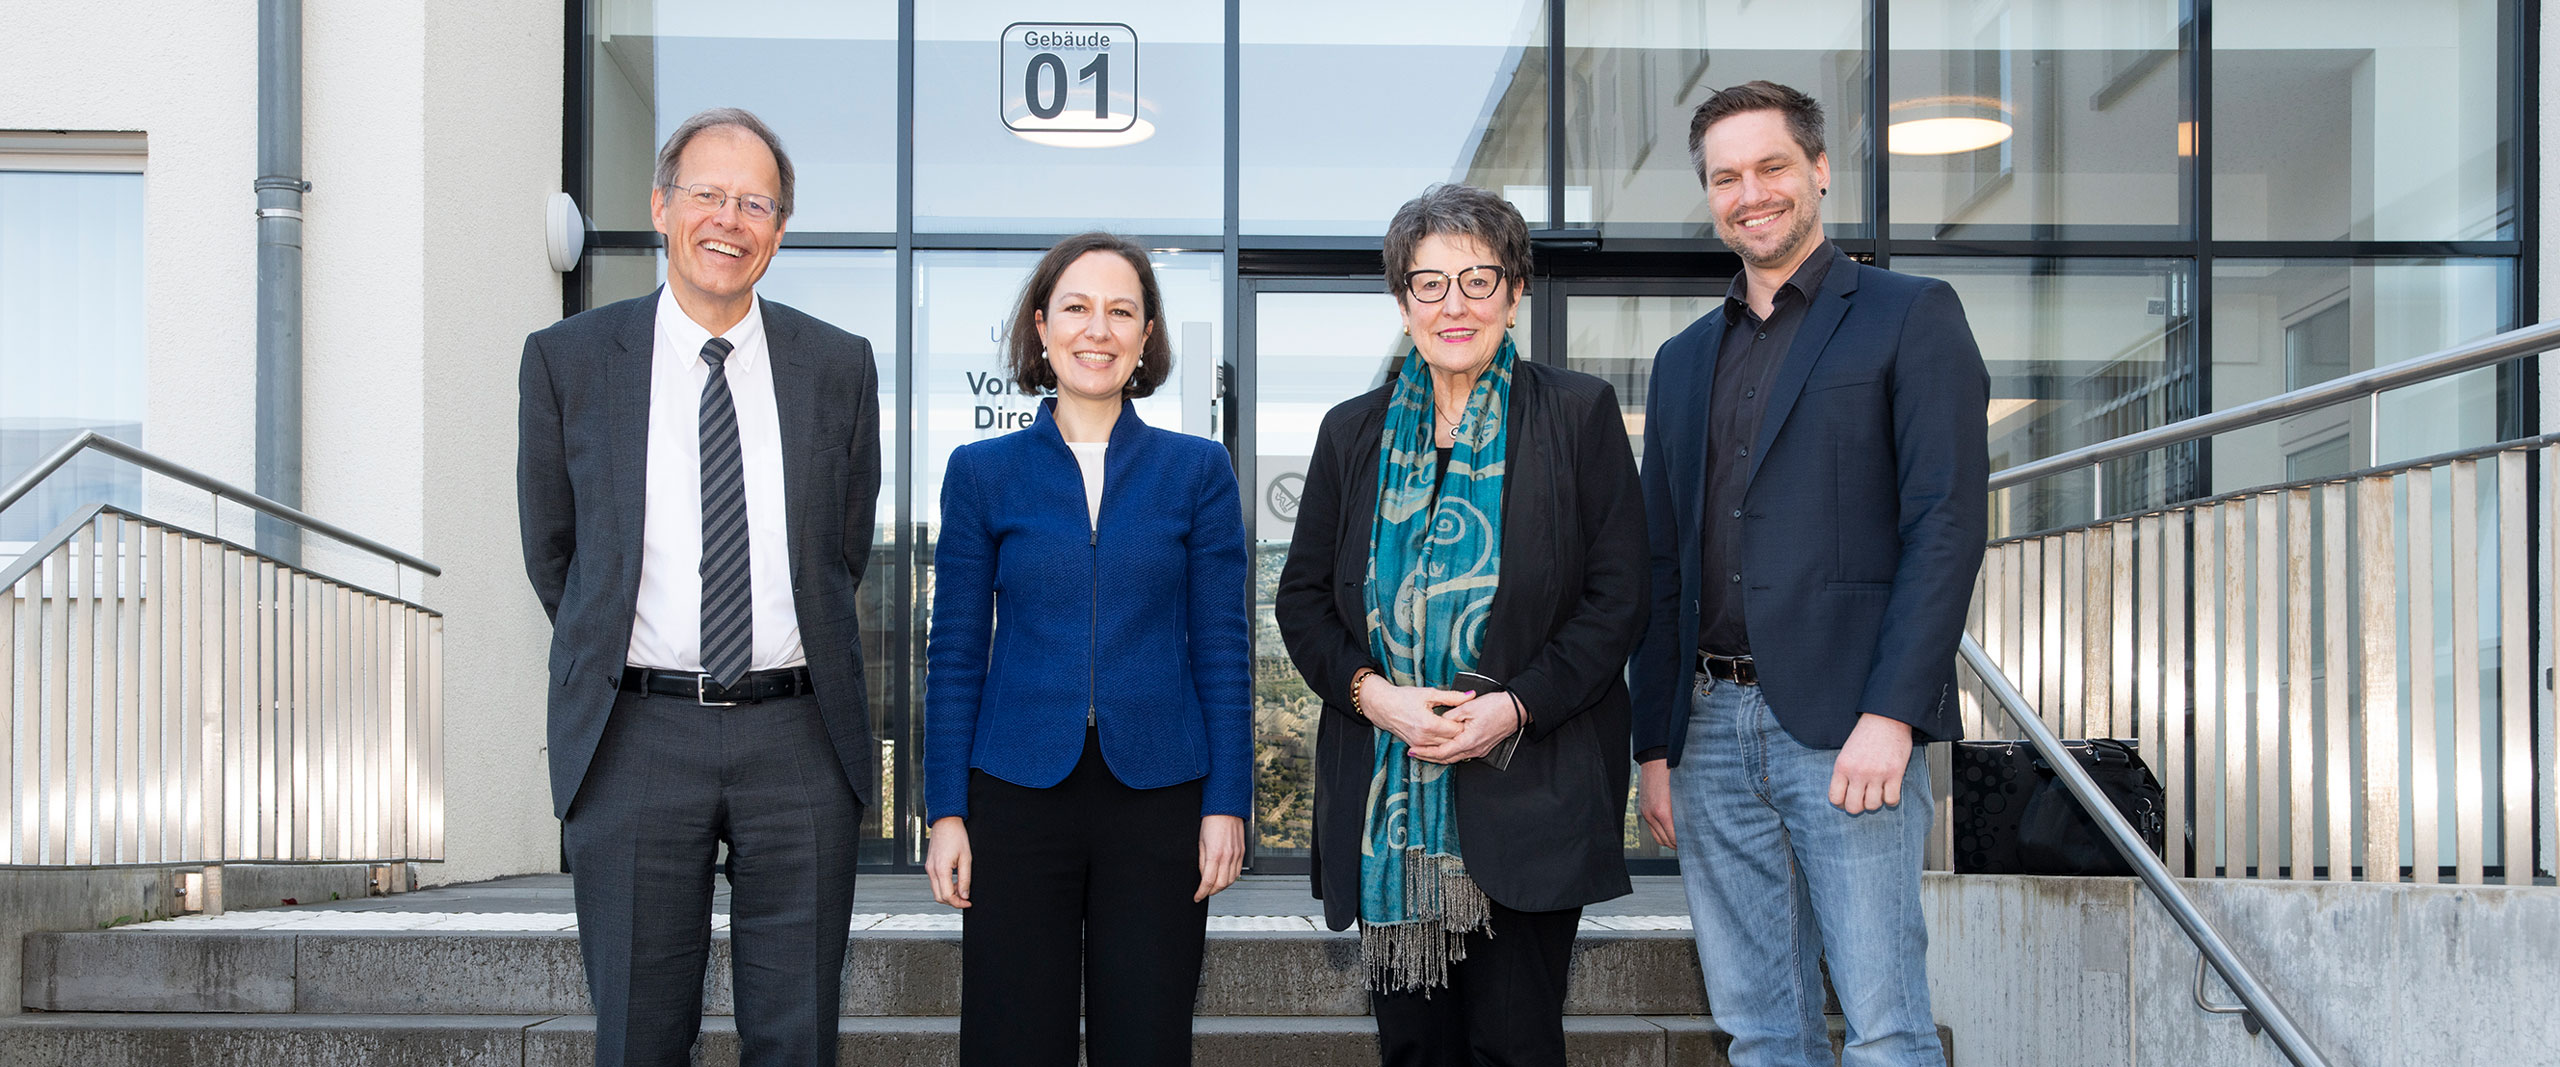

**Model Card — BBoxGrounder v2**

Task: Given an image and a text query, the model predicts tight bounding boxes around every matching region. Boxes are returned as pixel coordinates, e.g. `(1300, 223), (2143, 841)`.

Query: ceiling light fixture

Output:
(1012, 118), (1157, 149)
(1887, 96), (2015, 156)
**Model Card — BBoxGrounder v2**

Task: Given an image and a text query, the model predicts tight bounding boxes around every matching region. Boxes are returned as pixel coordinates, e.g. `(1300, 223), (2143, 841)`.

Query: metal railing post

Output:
(1958, 634), (2333, 1067)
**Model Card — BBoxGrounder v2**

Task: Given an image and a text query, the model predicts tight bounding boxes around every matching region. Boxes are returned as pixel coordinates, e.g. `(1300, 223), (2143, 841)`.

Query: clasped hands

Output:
(1354, 670), (1520, 764)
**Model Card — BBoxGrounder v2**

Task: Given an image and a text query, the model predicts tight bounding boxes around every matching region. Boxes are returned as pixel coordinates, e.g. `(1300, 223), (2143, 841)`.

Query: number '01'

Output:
(1024, 51), (1109, 121)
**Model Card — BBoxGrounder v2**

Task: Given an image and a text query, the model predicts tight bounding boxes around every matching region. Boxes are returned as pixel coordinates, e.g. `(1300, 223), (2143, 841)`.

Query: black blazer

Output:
(1629, 258), (1989, 766)
(517, 291), (883, 819)
(1275, 359), (1646, 930)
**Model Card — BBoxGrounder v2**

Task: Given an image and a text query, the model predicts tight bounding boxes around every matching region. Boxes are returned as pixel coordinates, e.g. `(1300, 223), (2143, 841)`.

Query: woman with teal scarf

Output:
(1276, 184), (1649, 1066)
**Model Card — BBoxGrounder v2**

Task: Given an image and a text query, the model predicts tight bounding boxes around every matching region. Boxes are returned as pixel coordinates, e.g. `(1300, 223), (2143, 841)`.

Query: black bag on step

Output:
(1951, 738), (2165, 876)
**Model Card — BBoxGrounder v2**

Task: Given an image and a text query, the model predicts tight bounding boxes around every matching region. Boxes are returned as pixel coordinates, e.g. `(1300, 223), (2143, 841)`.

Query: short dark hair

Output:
(1688, 81), (1827, 187)
(1381, 184), (1532, 305)
(1005, 232), (1175, 399)
(654, 107), (797, 222)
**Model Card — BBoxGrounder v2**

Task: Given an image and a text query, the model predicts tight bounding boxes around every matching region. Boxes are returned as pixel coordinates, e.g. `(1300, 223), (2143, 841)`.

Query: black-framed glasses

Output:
(1403, 265), (1508, 303)
(666, 183), (782, 222)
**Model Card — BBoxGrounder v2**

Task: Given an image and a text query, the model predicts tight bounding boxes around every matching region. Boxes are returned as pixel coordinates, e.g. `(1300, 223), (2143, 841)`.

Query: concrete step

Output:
(0, 1013), (1950, 1067)
(24, 927), (1826, 1018)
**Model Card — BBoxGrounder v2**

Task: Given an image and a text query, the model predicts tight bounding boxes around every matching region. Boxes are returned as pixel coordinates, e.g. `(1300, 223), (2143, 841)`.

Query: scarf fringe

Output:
(1360, 851), (1493, 993)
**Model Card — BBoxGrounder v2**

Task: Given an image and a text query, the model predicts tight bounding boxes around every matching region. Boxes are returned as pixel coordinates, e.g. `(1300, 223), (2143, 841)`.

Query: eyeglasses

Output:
(666, 184), (781, 222)
(1403, 265), (1508, 304)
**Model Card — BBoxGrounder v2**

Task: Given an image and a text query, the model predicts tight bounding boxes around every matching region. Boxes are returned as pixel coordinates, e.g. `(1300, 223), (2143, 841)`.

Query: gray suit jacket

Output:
(517, 290), (883, 819)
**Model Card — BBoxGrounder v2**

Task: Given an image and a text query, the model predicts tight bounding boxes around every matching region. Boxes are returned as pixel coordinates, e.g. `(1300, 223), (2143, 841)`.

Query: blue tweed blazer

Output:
(923, 400), (1253, 821)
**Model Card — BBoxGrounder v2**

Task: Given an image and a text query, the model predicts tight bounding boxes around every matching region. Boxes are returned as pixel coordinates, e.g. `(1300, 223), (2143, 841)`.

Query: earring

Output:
(1819, 187), (1828, 196)
(1506, 318), (1517, 329)
(1401, 325), (1409, 335)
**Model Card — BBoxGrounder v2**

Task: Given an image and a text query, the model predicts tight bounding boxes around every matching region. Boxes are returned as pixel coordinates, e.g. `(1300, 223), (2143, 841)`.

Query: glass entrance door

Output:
(1545, 279), (1720, 870)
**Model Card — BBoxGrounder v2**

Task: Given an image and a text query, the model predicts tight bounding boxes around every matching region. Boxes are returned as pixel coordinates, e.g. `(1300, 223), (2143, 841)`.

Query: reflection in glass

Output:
(1560, 290), (1716, 861)
(1900, 258), (2198, 537)
(2210, 259), (2510, 492)
(1242, 3), (1548, 235)
(587, 0), (897, 234)
(916, 4), (1223, 234)
(1248, 291), (1531, 857)
(1562, 292), (1718, 471)
(1891, 0), (2186, 241)
(1565, 0), (1868, 239)
(2214, 0), (2508, 240)
(0, 171), (144, 541)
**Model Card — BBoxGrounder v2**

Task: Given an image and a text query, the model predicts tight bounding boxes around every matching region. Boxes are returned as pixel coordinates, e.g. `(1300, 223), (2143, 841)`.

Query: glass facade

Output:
(569, 0), (2532, 870)
(1889, 0), (2187, 241)
(1243, 3), (1551, 233)
(1567, 0), (1872, 238)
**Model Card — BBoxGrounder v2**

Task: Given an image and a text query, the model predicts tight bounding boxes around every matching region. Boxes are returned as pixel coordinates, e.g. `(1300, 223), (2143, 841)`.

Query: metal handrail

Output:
(1959, 636), (2331, 1067)
(0, 430), (440, 576)
(1990, 319), (2560, 492)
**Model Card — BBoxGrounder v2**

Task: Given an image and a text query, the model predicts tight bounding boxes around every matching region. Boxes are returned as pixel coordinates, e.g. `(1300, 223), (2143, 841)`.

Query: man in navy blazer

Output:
(518, 109), (881, 1067)
(1629, 82), (1987, 1067)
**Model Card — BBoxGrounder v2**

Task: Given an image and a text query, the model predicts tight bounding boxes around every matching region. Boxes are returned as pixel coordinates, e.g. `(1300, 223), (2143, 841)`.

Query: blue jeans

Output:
(1669, 673), (1942, 1067)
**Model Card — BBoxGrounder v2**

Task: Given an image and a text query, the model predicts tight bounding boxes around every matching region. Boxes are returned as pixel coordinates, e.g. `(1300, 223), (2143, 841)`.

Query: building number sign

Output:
(1001, 23), (1138, 134)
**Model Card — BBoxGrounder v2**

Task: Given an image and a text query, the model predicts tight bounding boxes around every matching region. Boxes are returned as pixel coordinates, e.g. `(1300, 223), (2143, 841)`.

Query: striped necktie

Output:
(697, 336), (753, 688)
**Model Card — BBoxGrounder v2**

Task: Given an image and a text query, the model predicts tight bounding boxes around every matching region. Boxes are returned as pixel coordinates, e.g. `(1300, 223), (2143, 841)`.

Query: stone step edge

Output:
(110, 913), (1695, 934)
(23, 927), (1749, 1017)
(0, 1013), (1952, 1066)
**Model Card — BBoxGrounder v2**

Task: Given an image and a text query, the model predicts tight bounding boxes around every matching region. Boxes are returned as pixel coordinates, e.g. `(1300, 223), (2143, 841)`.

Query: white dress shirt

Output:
(627, 288), (806, 672)
(1067, 441), (1107, 529)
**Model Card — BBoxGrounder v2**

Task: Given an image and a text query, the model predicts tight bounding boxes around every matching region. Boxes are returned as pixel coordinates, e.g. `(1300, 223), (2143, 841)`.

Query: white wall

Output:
(0, 3), (259, 494)
(1, 2), (565, 885)
(417, 0), (570, 885)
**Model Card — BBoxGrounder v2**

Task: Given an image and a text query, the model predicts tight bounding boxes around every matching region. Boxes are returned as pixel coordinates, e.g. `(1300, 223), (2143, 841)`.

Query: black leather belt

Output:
(622, 665), (813, 706)
(1696, 651), (1758, 686)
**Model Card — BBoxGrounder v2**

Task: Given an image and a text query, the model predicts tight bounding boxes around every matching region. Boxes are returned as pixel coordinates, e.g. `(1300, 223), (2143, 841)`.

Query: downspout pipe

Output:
(255, 0), (306, 564)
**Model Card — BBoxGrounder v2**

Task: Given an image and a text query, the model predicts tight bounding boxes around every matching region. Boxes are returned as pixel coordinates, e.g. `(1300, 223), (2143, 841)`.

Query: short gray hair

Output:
(1381, 184), (1532, 304)
(653, 107), (796, 222)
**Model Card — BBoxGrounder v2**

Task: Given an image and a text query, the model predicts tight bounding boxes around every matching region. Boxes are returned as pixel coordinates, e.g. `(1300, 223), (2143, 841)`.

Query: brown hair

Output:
(1005, 233), (1174, 398)
(1687, 81), (1827, 188)
(654, 107), (796, 222)
(1382, 183), (1532, 305)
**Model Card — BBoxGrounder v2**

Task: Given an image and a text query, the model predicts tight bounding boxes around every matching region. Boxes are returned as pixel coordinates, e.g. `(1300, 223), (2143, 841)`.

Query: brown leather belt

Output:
(1695, 651), (1758, 686)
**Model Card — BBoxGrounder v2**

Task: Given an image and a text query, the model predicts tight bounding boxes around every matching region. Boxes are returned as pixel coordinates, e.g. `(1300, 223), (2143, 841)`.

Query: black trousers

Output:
(563, 689), (862, 1067)
(1370, 900), (1583, 1067)
(960, 727), (1208, 1067)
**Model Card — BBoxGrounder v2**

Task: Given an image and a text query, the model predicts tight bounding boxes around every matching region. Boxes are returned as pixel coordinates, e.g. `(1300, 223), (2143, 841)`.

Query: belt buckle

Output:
(695, 674), (744, 707)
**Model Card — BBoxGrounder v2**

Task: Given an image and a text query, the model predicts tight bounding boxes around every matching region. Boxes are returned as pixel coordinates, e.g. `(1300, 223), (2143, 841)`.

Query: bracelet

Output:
(1349, 667), (1379, 720)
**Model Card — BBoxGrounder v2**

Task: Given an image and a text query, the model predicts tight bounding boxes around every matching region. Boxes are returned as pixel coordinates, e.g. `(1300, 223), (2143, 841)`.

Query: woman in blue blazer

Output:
(922, 232), (1253, 1067)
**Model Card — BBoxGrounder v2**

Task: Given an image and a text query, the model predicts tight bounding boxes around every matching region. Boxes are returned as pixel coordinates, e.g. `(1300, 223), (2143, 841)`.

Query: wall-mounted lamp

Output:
(546, 191), (585, 272)
(1887, 96), (2015, 156)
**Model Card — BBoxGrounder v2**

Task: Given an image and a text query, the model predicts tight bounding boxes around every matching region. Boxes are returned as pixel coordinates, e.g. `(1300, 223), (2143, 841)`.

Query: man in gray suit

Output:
(518, 107), (881, 1067)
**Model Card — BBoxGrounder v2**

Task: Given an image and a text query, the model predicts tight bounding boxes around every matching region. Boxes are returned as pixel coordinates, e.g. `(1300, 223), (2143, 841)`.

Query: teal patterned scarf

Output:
(1357, 336), (1515, 992)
